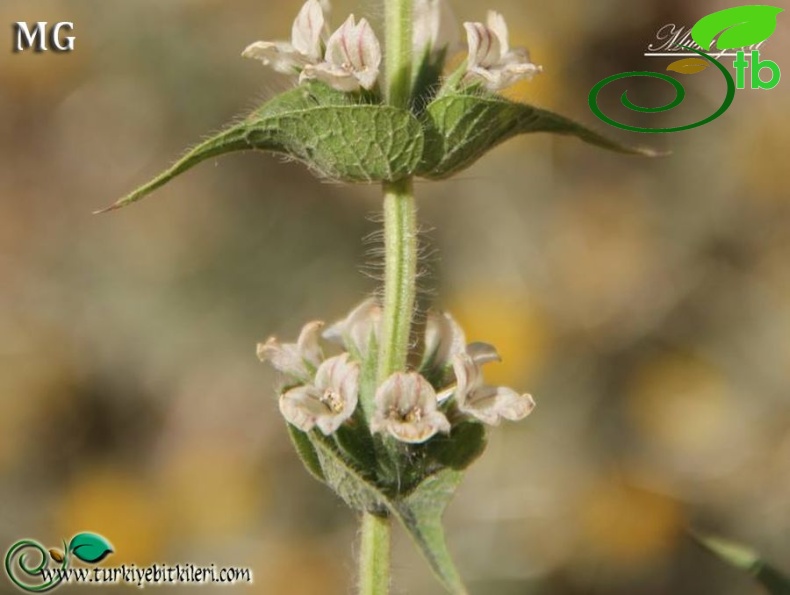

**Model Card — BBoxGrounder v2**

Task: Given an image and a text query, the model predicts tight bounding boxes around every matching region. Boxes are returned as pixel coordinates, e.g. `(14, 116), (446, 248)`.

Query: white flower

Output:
(413, 0), (459, 61)
(323, 298), (382, 360)
(242, 0), (328, 74)
(423, 309), (502, 371)
(371, 372), (451, 443)
(452, 349), (535, 425)
(280, 354), (360, 434)
(301, 15), (382, 91)
(257, 320), (324, 383)
(463, 11), (542, 91)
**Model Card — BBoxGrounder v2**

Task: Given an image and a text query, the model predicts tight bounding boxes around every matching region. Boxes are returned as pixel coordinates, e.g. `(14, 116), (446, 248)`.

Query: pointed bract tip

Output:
(92, 201), (123, 215)
(637, 146), (671, 158)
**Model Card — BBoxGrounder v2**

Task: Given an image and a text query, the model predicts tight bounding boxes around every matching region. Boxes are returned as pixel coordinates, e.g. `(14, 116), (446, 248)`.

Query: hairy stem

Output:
(358, 513), (392, 595)
(358, 180), (417, 595)
(358, 3), (417, 594)
(378, 178), (418, 381)
(385, 0), (413, 108)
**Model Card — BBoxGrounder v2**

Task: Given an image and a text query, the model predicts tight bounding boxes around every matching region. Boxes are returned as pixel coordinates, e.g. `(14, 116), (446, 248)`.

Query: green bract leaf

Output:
(100, 82), (424, 212)
(67, 533), (114, 564)
(286, 423), (326, 483)
(692, 532), (790, 595)
(391, 470), (468, 594)
(104, 83), (659, 212)
(427, 422), (486, 471)
(691, 6), (783, 51)
(304, 432), (469, 593)
(310, 432), (389, 514)
(418, 92), (658, 180)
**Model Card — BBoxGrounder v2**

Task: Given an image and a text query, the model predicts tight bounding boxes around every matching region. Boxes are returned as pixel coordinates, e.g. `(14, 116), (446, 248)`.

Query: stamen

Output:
(321, 388), (345, 413)
(405, 406), (424, 423)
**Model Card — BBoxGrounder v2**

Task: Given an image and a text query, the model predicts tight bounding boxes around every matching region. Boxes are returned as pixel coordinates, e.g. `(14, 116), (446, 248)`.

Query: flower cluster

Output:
(258, 299), (535, 444)
(242, 0), (380, 92)
(242, 0), (541, 93)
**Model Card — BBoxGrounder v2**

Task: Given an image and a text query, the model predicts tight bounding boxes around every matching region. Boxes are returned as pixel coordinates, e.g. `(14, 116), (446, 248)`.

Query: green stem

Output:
(437, 59), (469, 97)
(385, 0), (413, 108)
(358, 512), (392, 595)
(378, 178), (418, 381)
(357, 3), (417, 594)
(359, 180), (417, 595)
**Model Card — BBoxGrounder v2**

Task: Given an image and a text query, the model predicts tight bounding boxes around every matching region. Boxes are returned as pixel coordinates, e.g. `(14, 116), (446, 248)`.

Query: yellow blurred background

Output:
(1, 0), (788, 593)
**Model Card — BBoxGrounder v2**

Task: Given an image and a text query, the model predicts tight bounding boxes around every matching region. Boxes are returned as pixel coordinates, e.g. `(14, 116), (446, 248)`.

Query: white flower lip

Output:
(371, 372), (451, 443)
(242, 0), (328, 74)
(257, 320), (325, 383)
(452, 351), (535, 425)
(323, 298), (382, 361)
(279, 353), (360, 435)
(301, 15), (382, 92)
(463, 10), (543, 91)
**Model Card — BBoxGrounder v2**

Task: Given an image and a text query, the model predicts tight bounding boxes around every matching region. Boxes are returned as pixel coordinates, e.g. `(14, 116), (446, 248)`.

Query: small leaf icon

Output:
(667, 58), (711, 75)
(691, 6), (783, 51)
(49, 548), (65, 563)
(67, 533), (114, 564)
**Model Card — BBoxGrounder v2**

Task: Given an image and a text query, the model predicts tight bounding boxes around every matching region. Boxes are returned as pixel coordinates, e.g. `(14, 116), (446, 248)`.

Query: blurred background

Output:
(1, 0), (788, 593)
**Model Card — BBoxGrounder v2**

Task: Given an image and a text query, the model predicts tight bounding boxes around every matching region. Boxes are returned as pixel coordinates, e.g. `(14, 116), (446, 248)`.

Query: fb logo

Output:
(589, 6), (783, 133)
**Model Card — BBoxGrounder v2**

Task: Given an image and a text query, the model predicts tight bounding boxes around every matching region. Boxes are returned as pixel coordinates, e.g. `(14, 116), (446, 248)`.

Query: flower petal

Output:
(320, 15), (381, 90)
(371, 372), (450, 443)
(323, 298), (382, 359)
(451, 352), (481, 402)
(463, 12), (542, 91)
(460, 385), (535, 425)
(300, 63), (361, 91)
(423, 310), (466, 369)
(438, 347), (497, 404)
(279, 385), (327, 432)
(463, 21), (501, 69)
(335, 17), (378, 72)
(486, 11), (510, 56)
(382, 410), (451, 443)
(257, 320), (324, 381)
(413, 0), (460, 59)
(257, 337), (311, 380)
(314, 353), (360, 417)
(291, 0), (327, 61)
(467, 60), (540, 91)
(498, 58), (542, 86)
(279, 356), (359, 435)
(466, 342), (501, 366)
(296, 320), (325, 368)
(242, 41), (307, 74)
(353, 18), (382, 75)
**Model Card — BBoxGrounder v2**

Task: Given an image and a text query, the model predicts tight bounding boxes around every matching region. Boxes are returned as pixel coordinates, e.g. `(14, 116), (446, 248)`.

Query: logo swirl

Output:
(4, 540), (66, 593)
(588, 46), (736, 133)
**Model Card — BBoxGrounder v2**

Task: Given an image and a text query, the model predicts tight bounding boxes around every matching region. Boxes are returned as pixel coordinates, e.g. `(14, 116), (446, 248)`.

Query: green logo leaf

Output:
(67, 533), (114, 564)
(691, 5), (783, 51)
